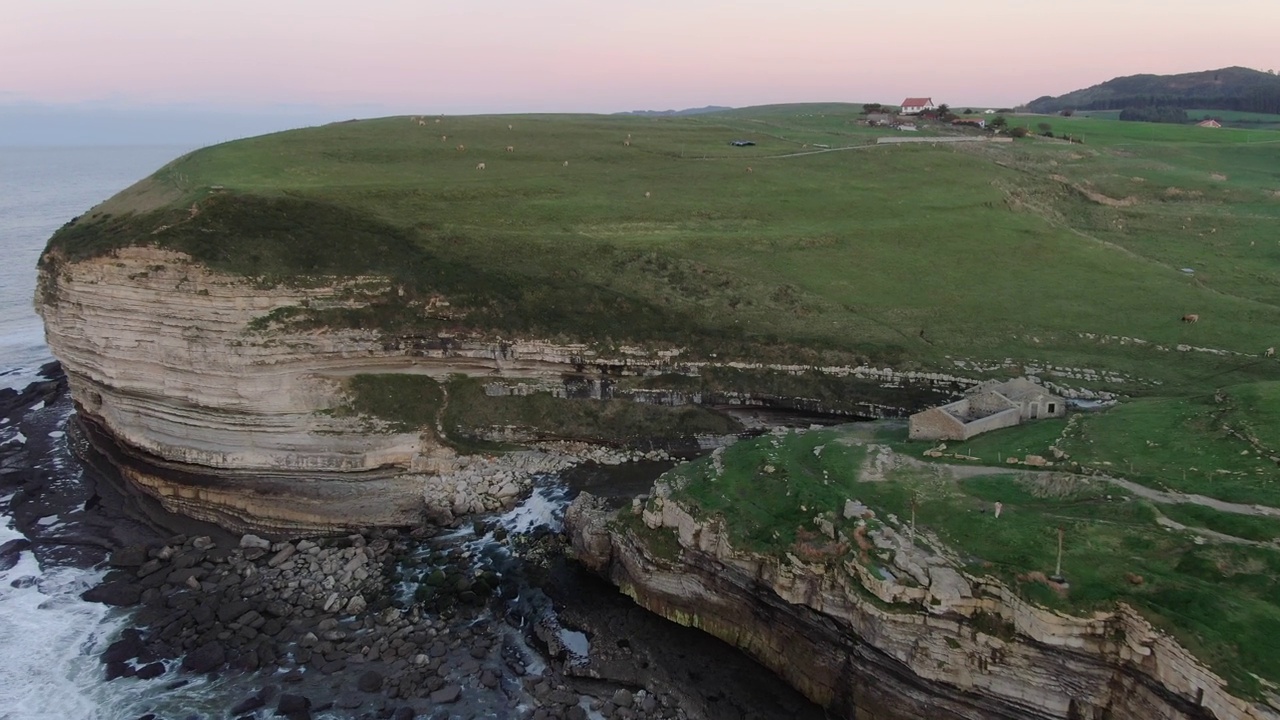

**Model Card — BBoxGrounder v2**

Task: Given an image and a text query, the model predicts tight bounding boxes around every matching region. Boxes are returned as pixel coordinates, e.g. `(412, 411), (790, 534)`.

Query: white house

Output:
(900, 97), (936, 115)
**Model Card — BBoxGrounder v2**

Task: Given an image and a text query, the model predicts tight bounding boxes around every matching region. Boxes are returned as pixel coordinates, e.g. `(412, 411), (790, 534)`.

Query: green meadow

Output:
(46, 105), (1280, 391)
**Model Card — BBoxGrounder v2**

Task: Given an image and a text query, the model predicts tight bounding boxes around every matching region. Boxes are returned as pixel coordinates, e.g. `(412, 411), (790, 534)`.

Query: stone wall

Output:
(909, 406), (966, 440)
(958, 406), (1021, 439)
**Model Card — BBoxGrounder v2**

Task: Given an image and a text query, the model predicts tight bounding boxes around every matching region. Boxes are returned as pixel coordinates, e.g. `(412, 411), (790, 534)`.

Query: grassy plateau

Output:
(41, 102), (1280, 700)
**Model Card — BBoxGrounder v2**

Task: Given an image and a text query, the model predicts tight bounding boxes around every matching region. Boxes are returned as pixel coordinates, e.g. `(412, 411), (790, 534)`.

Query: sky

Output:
(2, 0), (1277, 140)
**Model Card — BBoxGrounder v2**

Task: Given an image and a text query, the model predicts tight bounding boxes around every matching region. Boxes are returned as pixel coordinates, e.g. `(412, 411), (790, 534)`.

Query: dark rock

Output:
(82, 581), (142, 607)
(108, 545), (149, 568)
(104, 660), (135, 681)
(392, 708), (416, 720)
(479, 669), (498, 689)
(281, 670), (305, 684)
(0, 538), (31, 571)
(230, 695), (266, 715)
(357, 669), (384, 693)
(181, 641), (226, 673)
(567, 707), (588, 720)
(335, 693), (364, 710)
(612, 689), (634, 708)
(102, 634), (145, 664)
(276, 693), (311, 714)
(218, 599), (254, 624)
(429, 684), (461, 704)
(136, 662), (166, 680)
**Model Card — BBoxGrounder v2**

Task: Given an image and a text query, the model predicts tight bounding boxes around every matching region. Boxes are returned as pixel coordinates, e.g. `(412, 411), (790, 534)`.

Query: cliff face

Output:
(37, 246), (999, 533)
(567, 493), (1279, 720)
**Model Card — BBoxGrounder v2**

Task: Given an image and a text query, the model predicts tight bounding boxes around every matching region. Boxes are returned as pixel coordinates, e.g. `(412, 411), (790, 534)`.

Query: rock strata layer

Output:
(567, 492), (1280, 720)
(37, 247), (980, 532)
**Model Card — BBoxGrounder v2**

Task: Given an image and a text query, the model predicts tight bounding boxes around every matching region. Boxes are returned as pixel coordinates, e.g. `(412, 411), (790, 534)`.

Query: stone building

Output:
(908, 377), (1066, 441)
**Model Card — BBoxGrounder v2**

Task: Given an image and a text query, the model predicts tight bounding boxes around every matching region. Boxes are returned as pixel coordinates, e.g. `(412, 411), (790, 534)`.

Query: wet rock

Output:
(230, 695), (266, 715)
(277, 693), (311, 714)
(181, 641), (226, 673)
(102, 633), (145, 664)
(107, 544), (148, 568)
(104, 660), (135, 681)
(136, 662), (166, 680)
(429, 684), (461, 704)
(82, 581), (141, 607)
(392, 708), (416, 720)
(357, 669), (384, 693)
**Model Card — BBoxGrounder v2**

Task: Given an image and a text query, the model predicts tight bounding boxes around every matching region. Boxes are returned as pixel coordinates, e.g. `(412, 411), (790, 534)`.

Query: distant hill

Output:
(1027, 66), (1280, 114)
(617, 105), (732, 117)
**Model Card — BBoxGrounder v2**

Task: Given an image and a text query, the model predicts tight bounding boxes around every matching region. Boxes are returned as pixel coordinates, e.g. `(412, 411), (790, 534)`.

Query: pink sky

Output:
(3, 0), (1277, 112)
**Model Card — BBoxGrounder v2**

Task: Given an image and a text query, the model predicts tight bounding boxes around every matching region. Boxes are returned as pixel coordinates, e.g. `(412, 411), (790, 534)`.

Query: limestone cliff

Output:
(567, 492), (1280, 720)
(37, 245), (993, 533)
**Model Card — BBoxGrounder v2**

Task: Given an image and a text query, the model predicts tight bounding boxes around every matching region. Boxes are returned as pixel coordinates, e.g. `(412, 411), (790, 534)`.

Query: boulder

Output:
(356, 669), (384, 693)
(181, 641), (226, 673)
(429, 684), (461, 704)
(107, 544), (148, 568)
(276, 693), (311, 714)
(82, 581), (142, 607)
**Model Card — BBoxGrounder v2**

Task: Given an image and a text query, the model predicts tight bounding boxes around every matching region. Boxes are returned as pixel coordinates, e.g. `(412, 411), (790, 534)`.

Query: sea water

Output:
(0, 145), (192, 719)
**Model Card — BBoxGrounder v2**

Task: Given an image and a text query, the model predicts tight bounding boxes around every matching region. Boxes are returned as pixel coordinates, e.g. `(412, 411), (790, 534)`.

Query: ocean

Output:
(0, 145), (194, 719)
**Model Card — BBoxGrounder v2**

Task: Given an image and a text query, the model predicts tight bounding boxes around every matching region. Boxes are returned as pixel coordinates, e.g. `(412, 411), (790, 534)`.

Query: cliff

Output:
(567, 489), (1280, 720)
(36, 245), (968, 534)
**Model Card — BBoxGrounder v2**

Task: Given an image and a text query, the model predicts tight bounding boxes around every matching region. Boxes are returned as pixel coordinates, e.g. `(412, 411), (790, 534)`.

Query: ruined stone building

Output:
(908, 377), (1066, 441)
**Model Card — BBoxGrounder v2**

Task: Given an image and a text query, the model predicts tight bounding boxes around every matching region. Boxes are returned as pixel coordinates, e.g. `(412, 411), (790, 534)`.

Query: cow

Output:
(1267, 347), (1276, 358)
(434, 118), (441, 123)
(562, 160), (569, 167)
(441, 135), (447, 141)
(1181, 314), (1199, 324)
(476, 162), (486, 170)
(505, 145), (514, 152)
(418, 119), (426, 126)
(508, 124), (513, 130)
(644, 191), (651, 198)
(623, 140), (631, 147)
(456, 144), (466, 152)
(746, 167), (753, 173)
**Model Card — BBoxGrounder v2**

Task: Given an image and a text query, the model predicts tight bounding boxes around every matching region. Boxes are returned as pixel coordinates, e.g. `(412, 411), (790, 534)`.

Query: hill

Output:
(1027, 66), (1280, 114)
(44, 106), (1280, 395)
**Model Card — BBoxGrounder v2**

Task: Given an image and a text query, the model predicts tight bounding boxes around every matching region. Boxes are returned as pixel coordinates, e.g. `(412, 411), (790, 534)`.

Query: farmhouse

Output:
(900, 97), (936, 115)
(908, 377), (1066, 441)
(1196, 119), (1222, 128)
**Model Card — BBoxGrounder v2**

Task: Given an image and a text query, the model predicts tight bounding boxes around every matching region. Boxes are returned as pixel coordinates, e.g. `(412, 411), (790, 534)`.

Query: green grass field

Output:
(666, 425), (1280, 698)
(44, 106), (1280, 393)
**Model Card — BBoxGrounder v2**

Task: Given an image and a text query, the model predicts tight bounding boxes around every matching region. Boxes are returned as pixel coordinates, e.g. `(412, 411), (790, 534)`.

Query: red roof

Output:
(901, 97), (933, 107)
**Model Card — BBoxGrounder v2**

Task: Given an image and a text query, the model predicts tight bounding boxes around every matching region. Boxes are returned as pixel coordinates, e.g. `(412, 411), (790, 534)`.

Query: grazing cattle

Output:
(476, 162), (486, 170)
(1267, 347), (1276, 358)
(623, 140), (631, 147)
(644, 191), (651, 198)
(441, 135), (447, 141)
(562, 160), (569, 167)
(435, 118), (441, 123)
(457, 144), (466, 152)
(505, 145), (514, 152)
(508, 124), (513, 130)
(1181, 314), (1199, 324)
(418, 119), (426, 126)
(746, 167), (753, 173)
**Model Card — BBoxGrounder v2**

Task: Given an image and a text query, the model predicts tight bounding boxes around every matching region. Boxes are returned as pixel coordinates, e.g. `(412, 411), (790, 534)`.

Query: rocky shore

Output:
(3, 370), (823, 720)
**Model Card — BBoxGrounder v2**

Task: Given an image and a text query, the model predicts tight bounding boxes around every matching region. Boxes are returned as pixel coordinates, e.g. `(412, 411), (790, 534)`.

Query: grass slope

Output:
(43, 106), (1280, 393)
